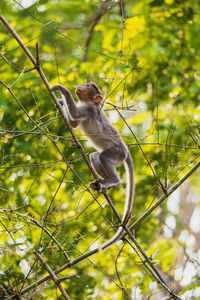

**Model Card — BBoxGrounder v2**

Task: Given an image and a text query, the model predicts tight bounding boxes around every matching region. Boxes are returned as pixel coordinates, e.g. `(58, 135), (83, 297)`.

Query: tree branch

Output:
(35, 252), (71, 300)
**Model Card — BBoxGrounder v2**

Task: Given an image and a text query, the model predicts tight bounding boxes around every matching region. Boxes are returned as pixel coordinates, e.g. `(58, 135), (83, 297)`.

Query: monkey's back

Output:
(79, 103), (124, 150)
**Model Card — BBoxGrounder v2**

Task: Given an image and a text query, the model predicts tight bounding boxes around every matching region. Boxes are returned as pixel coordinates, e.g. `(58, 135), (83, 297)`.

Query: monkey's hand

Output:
(51, 84), (69, 93)
(90, 179), (103, 192)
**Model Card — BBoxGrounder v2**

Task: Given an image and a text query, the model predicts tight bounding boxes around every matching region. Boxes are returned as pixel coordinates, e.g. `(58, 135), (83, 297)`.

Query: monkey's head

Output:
(76, 82), (103, 104)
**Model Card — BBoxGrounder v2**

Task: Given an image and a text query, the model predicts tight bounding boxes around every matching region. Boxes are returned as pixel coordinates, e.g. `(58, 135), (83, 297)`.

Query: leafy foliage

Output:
(0, 0), (200, 299)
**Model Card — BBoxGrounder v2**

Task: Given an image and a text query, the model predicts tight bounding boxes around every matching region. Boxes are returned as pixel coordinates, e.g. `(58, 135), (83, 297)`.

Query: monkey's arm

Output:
(57, 99), (79, 128)
(51, 84), (89, 120)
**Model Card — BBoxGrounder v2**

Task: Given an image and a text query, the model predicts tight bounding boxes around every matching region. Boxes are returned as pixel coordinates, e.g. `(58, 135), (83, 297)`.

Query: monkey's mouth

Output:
(75, 87), (81, 94)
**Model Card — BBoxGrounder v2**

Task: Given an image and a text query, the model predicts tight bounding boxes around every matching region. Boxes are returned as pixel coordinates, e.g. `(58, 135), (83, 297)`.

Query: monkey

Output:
(51, 82), (134, 250)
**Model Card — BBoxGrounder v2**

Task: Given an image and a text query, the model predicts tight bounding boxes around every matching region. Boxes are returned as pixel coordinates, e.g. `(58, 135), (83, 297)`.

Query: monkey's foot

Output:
(90, 179), (103, 192)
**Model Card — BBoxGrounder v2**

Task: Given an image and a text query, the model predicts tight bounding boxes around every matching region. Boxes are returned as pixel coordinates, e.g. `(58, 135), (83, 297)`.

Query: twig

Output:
(119, 0), (126, 20)
(104, 66), (135, 101)
(114, 243), (130, 298)
(128, 142), (197, 150)
(57, 275), (80, 282)
(0, 220), (18, 249)
(35, 252), (70, 300)
(186, 126), (200, 149)
(54, 43), (60, 83)
(24, 42), (40, 73)
(0, 51), (11, 65)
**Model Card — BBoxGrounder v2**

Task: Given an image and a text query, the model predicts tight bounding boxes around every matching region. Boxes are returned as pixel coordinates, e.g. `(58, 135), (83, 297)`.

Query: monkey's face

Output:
(76, 83), (103, 103)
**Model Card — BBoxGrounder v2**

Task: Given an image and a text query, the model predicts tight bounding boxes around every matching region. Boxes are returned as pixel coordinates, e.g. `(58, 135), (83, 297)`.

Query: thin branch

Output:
(57, 275), (80, 282)
(104, 66), (135, 100)
(0, 51), (11, 65)
(119, 0), (126, 19)
(114, 243), (130, 298)
(54, 43), (61, 83)
(128, 142), (197, 150)
(35, 252), (70, 300)
(186, 126), (200, 149)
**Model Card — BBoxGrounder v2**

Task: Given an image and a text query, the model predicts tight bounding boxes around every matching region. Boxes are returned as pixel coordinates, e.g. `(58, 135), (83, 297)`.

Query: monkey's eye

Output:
(85, 84), (90, 87)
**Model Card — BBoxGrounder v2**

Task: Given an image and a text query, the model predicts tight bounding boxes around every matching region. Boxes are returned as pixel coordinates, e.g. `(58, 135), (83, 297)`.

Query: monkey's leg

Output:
(99, 160), (122, 190)
(90, 152), (107, 191)
(98, 148), (124, 190)
(90, 152), (109, 178)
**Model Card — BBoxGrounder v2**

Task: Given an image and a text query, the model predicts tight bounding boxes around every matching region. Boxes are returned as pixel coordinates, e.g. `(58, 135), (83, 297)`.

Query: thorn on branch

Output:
(23, 66), (37, 73)
(150, 248), (161, 261)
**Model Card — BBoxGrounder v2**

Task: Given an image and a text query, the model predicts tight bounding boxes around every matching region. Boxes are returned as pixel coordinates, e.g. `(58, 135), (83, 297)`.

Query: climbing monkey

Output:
(51, 82), (134, 250)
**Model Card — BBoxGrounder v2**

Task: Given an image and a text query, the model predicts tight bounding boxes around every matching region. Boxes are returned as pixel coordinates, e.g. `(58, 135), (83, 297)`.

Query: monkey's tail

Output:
(98, 151), (134, 251)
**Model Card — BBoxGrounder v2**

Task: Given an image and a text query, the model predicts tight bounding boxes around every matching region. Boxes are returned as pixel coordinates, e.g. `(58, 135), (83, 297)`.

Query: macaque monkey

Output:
(51, 82), (134, 250)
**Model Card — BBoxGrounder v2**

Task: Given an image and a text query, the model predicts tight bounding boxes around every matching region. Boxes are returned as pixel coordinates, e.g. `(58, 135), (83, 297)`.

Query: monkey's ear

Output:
(93, 94), (103, 103)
